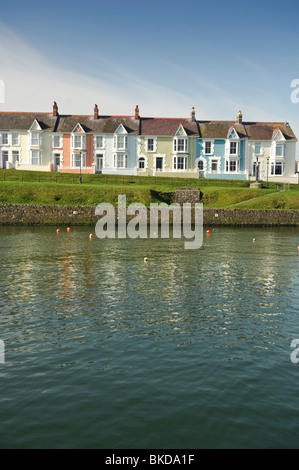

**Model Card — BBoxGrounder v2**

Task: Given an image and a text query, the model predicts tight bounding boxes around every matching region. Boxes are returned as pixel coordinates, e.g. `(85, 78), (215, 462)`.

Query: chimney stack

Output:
(190, 107), (196, 122)
(237, 110), (242, 124)
(135, 105), (139, 119)
(53, 101), (58, 116)
(94, 104), (99, 119)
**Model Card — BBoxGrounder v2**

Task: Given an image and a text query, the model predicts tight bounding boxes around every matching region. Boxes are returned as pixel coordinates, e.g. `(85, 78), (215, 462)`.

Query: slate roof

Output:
(140, 118), (199, 136)
(0, 110), (296, 141)
(197, 121), (297, 141)
(0, 113), (58, 131)
(56, 115), (140, 134)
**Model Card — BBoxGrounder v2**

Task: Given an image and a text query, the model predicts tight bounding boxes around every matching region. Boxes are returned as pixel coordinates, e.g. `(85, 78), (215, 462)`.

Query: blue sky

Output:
(0, 0), (299, 155)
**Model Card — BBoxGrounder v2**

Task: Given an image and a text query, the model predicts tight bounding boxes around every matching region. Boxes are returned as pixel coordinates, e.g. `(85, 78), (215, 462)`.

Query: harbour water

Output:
(0, 225), (299, 449)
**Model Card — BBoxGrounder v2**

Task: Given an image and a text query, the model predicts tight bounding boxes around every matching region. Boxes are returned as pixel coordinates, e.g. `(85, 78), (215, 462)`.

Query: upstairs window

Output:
(96, 136), (104, 148)
(174, 137), (188, 152)
(114, 135), (127, 150)
(204, 141), (212, 154)
(275, 143), (285, 157)
(230, 141), (238, 155)
(31, 132), (42, 146)
(53, 135), (62, 148)
(12, 133), (20, 146)
(1, 133), (8, 145)
(255, 143), (262, 155)
(147, 138), (155, 152)
(71, 134), (86, 149)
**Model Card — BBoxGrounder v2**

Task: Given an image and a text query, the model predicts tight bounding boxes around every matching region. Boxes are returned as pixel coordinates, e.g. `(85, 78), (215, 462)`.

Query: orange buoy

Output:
(56, 229), (60, 233)
(67, 227), (71, 232)
(206, 230), (210, 235)
(253, 238), (256, 242)
(297, 246), (299, 252)
(89, 233), (93, 239)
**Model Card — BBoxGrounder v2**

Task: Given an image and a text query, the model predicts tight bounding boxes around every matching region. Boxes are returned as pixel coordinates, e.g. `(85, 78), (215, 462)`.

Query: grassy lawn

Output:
(0, 169), (298, 209)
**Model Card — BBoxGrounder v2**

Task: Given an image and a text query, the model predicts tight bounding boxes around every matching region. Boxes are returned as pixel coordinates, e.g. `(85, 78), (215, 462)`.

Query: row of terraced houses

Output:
(0, 102), (298, 183)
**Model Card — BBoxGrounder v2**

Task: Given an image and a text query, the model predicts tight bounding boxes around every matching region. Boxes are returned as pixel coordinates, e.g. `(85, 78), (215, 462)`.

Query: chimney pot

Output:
(53, 101), (58, 116)
(135, 105), (139, 119)
(190, 107), (196, 122)
(94, 104), (99, 119)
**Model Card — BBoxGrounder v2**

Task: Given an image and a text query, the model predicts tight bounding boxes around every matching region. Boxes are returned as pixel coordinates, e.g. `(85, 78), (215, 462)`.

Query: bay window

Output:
(114, 153), (127, 168)
(71, 152), (86, 167)
(174, 155), (187, 170)
(271, 161), (284, 175)
(31, 149), (41, 165)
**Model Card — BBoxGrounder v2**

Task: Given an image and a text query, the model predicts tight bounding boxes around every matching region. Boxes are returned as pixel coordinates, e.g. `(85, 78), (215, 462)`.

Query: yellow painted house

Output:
(138, 108), (199, 177)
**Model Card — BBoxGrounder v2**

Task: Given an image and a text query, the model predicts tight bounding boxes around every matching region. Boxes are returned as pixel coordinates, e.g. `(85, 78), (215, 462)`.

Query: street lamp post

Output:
(255, 156), (259, 182)
(79, 151), (82, 184)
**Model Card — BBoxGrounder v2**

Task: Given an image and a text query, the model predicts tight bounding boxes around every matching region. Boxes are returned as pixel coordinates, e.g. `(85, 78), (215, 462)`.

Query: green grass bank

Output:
(0, 169), (299, 210)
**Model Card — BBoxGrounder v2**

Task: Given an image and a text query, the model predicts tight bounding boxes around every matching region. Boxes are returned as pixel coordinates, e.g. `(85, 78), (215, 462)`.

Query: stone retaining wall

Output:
(0, 203), (298, 226)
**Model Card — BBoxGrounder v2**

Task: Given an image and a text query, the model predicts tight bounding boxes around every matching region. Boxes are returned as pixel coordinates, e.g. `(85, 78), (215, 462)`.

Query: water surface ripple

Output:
(0, 225), (299, 448)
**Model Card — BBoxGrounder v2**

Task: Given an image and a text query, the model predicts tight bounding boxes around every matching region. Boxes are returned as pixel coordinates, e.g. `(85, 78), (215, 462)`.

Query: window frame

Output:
(173, 137), (188, 153)
(71, 152), (86, 167)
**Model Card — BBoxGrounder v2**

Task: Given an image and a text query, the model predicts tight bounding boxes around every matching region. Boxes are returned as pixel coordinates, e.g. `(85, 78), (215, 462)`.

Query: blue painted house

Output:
(196, 111), (248, 180)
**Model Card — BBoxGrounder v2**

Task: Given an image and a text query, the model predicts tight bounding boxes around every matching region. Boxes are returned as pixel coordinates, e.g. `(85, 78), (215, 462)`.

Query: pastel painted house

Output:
(54, 104), (140, 175)
(196, 111), (298, 183)
(0, 111), (58, 171)
(138, 108), (199, 177)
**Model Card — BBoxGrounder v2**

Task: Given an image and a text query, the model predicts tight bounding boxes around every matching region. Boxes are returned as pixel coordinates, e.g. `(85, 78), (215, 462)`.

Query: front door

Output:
(54, 153), (61, 172)
(156, 157), (163, 171)
(96, 155), (103, 173)
(2, 151), (8, 169)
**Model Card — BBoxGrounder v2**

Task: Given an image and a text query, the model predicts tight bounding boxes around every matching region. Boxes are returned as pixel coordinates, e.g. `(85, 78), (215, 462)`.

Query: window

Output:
(2, 133), (8, 145)
(114, 135), (127, 150)
(174, 137), (188, 153)
(53, 135), (62, 148)
(96, 136), (104, 148)
(255, 143), (261, 155)
(31, 149), (41, 165)
(147, 138), (155, 152)
(276, 144), (284, 157)
(12, 150), (19, 163)
(31, 132), (42, 146)
(226, 159), (238, 172)
(211, 159), (218, 173)
(71, 152), (86, 167)
(114, 154), (127, 168)
(271, 161), (284, 175)
(198, 160), (204, 170)
(174, 156), (187, 170)
(138, 157), (145, 169)
(12, 133), (19, 146)
(230, 142), (238, 155)
(204, 141), (212, 154)
(71, 134), (86, 149)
